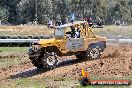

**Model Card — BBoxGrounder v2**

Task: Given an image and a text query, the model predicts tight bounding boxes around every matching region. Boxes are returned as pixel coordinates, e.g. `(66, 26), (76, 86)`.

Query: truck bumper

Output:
(28, 48), (40, 58)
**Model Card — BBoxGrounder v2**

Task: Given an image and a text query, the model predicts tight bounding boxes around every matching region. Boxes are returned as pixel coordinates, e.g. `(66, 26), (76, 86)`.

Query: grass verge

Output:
(0, 57), (29, 68)
(0, 47), (28, 52)
(0, 47), (29, 68)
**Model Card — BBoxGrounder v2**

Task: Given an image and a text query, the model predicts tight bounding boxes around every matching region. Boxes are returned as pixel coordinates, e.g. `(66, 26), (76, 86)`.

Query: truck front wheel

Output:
(41, 52), (58, 70)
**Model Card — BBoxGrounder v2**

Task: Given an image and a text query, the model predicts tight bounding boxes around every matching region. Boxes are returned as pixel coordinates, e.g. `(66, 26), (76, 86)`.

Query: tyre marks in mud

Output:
(0, 61), (33, 80)
(0, 44), (132, 80)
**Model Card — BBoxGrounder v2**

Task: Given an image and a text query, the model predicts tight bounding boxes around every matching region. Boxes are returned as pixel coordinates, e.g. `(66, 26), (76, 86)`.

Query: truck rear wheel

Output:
(87, 46), (102, 59)
(76, 46), (102, 60)
(41, 52), (58, 70)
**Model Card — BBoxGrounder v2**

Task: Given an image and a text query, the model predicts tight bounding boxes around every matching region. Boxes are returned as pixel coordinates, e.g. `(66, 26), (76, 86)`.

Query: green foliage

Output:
(0, 0), (132, 24)
(0, 6), (8, 23)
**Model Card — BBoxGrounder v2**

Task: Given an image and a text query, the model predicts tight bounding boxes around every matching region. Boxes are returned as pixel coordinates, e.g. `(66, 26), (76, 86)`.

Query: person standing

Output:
(47, 18), (53, 28)
(69, 11), (76, 23)
(97, 17), (102, 27)
(61, 17), (66, 25)
(87, 17), (93, 27)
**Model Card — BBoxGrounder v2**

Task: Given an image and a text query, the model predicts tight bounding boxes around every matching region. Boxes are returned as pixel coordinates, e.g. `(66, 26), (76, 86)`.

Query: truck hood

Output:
(96, 36), (107, 41)
(38, 38), (56, 44)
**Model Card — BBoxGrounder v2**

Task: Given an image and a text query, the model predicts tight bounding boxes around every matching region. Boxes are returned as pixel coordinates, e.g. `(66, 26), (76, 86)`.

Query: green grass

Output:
(0, 76), (131, 88)
(0, 47), (29, 68)
(0, 47), (29, 52)
(0, 78), (46, 88)
(0, 77), (78, 88)
(0, 57), (29, 68)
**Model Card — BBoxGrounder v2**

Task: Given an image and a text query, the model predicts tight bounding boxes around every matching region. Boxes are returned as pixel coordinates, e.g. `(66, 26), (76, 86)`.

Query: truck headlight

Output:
(32, 45), (40, 52)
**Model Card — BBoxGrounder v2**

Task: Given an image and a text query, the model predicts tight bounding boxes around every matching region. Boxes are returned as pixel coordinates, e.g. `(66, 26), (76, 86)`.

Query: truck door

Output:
(66, 38), (84, 51)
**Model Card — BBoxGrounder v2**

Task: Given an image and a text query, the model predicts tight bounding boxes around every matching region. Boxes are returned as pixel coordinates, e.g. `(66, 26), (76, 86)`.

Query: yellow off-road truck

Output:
(28, 21), (107, 69)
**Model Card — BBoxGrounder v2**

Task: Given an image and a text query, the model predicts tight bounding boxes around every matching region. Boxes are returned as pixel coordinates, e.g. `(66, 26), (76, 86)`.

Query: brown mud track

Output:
(0, 52), (27, 59)
(0, 44), (132, 80)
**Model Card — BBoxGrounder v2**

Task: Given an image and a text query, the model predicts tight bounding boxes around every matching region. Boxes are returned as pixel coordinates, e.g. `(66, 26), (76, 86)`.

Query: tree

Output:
(0, 6), (9, 24)
(1, 0), (132, 25)
(0, 0), (21, 24)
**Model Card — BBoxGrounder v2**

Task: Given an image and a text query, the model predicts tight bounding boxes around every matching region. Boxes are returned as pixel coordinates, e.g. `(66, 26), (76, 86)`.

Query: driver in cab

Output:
(66, 25), (80, 38)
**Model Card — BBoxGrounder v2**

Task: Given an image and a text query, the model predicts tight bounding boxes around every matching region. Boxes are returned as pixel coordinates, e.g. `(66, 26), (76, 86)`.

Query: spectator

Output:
(88, 17), (93, 27)
(0, 20), (1, 25)
(69, 11), (76, 24)
(55, 20), (61, 26)
(47, 18), (53, 28)
(85, 17), (93, 27)
(97, 17), (102, 27)
(61, 17), (66, 25)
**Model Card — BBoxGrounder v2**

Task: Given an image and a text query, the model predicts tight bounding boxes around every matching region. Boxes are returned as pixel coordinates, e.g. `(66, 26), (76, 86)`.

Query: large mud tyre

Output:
(31, 58), (44, 69)
(86, 46), (102, 59)
(41, 52), (58, 70)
